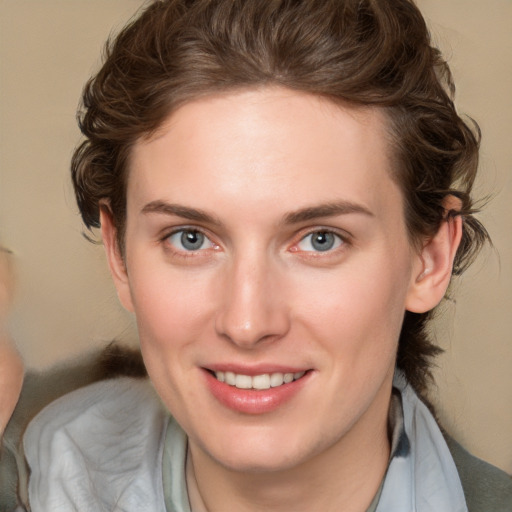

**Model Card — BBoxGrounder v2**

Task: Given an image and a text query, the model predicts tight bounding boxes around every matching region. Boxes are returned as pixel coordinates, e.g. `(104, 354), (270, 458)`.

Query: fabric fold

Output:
(376, 373), (468, 512)
(24, 373), (468, 511)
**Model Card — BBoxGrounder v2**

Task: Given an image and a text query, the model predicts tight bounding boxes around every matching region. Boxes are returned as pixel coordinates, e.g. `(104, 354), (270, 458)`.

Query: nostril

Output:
(214, 305), (291, 349)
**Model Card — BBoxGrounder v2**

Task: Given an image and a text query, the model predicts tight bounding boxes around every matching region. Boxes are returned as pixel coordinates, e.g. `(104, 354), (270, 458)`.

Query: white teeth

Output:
(214, 370), (306, 390)
(270, 373), (284, 387)
(235, 374), (252, 389)
(252, 374), (271, 390)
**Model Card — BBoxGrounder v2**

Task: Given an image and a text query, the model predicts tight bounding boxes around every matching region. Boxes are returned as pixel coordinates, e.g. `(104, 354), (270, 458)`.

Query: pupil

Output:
(181, 230), (204, 250)
(312, 232), (334, 251)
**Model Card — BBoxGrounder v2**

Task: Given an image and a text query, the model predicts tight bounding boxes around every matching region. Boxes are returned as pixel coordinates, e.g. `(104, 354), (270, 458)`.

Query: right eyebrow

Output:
(282, 200), (374, 225)
(141, 200), (222, 226)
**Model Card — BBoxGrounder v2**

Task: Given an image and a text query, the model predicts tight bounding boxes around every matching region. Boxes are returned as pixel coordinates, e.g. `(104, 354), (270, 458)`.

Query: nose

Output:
(215, 253), (290, 348)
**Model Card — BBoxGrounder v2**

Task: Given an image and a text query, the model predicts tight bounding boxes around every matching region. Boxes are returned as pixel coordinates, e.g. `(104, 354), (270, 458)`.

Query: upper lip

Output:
(204, 364), (311, 376)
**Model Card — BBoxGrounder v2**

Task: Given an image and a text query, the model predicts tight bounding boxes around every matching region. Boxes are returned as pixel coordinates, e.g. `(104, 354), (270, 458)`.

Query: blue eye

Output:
(297, 231), (343, 252)
(167, 229), (213, 251)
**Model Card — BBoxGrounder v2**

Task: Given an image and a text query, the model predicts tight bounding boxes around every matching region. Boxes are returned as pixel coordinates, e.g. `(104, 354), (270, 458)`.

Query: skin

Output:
(102, 87), (461, 512)
(0, 248), (23, 436)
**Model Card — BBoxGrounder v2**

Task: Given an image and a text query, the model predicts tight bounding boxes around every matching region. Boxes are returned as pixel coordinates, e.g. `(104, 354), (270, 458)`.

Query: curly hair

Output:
(71, 0), (489, 397)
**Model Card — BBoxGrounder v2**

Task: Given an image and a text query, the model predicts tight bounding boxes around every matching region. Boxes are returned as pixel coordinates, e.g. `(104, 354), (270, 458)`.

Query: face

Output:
(106, 88), (429, 473)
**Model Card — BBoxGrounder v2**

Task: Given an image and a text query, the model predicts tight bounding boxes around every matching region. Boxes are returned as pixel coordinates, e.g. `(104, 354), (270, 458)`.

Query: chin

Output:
(195, 424), (323, 474)
(214, 448), (304, 474)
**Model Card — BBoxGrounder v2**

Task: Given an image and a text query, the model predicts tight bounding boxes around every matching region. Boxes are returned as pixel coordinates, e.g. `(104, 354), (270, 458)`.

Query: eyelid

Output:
(161, 226), (219, 253)
(289, 227), (352, 254)
(160, 224), (209, 240)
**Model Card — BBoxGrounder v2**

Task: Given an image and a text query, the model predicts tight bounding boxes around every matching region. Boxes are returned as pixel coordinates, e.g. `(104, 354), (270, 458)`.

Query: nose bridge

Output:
(215, 246), (289, 347)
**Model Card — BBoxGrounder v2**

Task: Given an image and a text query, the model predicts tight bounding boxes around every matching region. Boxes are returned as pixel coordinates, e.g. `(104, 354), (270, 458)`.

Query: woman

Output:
(5, 0), (512, 510)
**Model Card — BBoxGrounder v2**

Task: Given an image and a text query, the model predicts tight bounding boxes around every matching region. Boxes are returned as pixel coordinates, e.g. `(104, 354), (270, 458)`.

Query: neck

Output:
(186, 387), (391, 512)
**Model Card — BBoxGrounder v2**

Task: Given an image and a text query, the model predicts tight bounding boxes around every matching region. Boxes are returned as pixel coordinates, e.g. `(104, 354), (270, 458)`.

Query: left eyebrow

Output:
(283, 201), (374, 225)
(140, 200), (223, 226)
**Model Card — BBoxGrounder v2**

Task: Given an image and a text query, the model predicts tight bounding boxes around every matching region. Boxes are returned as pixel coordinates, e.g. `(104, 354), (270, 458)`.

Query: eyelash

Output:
(290, 228), (350, 256)
(161, 227), (219, 258)
(160, 227), (350, 258)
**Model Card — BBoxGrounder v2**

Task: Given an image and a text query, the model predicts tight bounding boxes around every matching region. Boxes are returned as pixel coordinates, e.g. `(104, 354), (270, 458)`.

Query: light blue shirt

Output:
(24, 375), (468, 511)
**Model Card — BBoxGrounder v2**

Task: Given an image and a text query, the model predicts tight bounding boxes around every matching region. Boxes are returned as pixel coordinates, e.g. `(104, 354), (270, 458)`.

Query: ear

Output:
(100, 204), (135, 313)
(405, 196), (463, 313)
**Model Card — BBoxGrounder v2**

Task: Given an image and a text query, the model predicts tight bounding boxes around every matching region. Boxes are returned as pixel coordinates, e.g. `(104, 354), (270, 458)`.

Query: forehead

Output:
(128, 87), (401, 224)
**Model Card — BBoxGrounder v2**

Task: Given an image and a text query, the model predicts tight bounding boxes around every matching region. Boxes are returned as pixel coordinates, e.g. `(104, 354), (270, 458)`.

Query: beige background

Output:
(0, 0), (511, 473)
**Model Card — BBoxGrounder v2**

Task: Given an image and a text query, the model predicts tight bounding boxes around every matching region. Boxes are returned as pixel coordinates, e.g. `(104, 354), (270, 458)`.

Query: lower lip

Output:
(203, 370), (310, 415)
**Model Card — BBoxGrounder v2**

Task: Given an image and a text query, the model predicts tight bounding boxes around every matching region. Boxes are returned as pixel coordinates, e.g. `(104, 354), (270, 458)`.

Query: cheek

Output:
(128, 263), (216, 354)
(128, 263), (219, 412)
(293, 253), (411, 359)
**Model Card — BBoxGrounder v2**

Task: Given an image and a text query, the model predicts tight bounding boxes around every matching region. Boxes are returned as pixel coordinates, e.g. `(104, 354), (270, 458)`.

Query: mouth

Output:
(204, 367), (312, 414)
(209, 370), (308, 390)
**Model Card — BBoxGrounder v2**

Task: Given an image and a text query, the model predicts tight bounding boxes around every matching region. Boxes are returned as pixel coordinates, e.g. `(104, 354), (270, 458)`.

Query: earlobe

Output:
(405, 198), (463, 314)
(99, 205), (135, 313)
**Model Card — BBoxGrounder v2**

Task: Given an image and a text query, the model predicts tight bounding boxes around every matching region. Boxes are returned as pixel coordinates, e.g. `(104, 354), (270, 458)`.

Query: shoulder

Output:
(445, 435), (512, 512)
(3, 342), (147, 455)
(25, 377), (165, 445)
(1, 345), (147, 511)
(24, 377), (168, 511)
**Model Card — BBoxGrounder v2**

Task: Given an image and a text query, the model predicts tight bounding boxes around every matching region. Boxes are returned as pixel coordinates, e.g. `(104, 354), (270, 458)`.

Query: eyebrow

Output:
(141, 199), (373, 226)
(141, 201), (222, 226)
(283, 201), (374, 224)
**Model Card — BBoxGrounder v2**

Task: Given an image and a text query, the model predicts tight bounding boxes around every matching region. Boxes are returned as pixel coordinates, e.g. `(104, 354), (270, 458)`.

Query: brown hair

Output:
(71, 0), (489, 397)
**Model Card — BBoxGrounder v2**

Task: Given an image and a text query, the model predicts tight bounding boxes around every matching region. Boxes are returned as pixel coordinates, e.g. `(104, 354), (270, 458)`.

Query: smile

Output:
(204, 367), (312, 414)
(213, 371), (306, 390)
